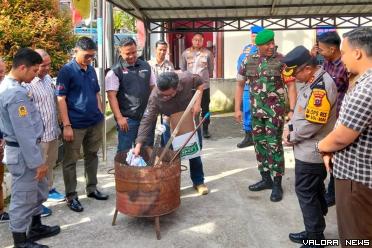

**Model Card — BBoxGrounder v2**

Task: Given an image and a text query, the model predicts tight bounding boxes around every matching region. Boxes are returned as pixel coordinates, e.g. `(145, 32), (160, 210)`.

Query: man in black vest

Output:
(105, 37), (156, 152)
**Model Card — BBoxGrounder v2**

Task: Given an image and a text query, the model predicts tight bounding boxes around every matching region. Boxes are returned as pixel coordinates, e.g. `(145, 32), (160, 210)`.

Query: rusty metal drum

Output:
(114, 148), (181, 218)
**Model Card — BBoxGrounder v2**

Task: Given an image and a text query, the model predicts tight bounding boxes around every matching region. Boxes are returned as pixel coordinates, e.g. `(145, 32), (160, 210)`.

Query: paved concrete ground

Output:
(0, 114), (339, 248)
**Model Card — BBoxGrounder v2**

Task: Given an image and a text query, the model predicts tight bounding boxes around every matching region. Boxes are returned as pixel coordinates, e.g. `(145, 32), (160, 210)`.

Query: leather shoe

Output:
(67, 198), (84, 212)
(289, 231), (307, 244)
(87, 190), (109, 200)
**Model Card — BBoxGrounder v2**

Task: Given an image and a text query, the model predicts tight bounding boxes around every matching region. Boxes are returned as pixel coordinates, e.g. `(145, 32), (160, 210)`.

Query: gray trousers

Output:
(5, 146), (48, 233)
(62, 120), (103, 199)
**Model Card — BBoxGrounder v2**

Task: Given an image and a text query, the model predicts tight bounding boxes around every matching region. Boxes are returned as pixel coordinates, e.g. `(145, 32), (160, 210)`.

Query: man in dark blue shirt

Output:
(56, 37), (108, 212)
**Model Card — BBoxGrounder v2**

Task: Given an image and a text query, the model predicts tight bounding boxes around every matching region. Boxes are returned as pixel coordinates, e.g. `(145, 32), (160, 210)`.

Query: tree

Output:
(113, 10), (136, 33)
(0, 0), (76, 76)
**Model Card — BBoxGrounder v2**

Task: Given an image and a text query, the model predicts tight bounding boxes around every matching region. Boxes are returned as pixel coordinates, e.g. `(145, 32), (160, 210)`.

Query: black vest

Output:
(111, 58), (152, 120)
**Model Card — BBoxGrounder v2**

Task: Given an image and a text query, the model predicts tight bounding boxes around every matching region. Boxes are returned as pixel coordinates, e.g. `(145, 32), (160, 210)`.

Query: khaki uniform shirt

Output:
(180, 47), (214, 89)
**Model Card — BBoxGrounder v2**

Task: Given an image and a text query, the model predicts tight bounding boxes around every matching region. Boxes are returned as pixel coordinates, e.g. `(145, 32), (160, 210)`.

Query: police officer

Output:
(235, 29), (297, 202)
(236, 25), (263, 148)
(0, 48), (60, 247)
(282, 46), (338, 248)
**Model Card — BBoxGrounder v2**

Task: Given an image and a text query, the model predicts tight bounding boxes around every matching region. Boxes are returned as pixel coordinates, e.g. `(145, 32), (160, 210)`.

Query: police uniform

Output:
(236, 25), (263, 135)
(0, 74), (60, 248)
(283, 46), (338, 242)
(0, 76), (47, 233)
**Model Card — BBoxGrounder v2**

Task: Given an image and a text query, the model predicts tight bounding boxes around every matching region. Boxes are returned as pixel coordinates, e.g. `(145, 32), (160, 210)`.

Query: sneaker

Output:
(48, 188), (65, 202)
(40, 205), (52, 218)
(194, 184), (209, 195)
(0, 212), (10, 223)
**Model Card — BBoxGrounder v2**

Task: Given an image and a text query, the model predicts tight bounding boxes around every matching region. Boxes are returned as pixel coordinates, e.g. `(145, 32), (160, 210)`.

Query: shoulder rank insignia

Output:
(305, 82), (330, 124)
(18, 105), (28, 117)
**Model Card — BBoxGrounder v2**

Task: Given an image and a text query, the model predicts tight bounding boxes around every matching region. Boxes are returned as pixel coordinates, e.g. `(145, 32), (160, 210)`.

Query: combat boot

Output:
(248, 171), (273, 191)
(27, 214), (60, 241)
(270, 176), (283, 202)
(13, 232), (48, 248)
(237, 131), (254, 148)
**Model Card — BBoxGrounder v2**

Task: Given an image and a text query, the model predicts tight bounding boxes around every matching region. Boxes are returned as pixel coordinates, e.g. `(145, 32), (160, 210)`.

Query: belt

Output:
(6, 138), (41, 148)
(5, 141), (19, 147)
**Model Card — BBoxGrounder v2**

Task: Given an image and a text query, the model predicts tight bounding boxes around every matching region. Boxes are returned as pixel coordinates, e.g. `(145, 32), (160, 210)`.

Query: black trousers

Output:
(201, 88), (210, 127)
(295, 159), (328, 238)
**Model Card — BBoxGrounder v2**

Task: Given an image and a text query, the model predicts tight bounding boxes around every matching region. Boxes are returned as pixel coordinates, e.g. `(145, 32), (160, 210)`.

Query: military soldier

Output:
(0, 48), (60, 247)
(282, 46), (338, 248)
(235, 29), (297, 202)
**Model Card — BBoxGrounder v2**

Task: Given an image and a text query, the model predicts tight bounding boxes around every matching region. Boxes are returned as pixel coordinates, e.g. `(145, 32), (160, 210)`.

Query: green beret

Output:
(255, 29), (275, 45)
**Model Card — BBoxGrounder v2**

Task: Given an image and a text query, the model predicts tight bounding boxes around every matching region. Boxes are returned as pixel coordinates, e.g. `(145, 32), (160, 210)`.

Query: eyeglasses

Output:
(159, 90), (177, 100)
(83, 54), (96, 60)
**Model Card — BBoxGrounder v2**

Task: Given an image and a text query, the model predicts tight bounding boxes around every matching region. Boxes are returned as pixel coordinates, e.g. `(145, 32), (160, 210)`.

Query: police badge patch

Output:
(18, 105), (28, 117)
(305, 88), (330, 124)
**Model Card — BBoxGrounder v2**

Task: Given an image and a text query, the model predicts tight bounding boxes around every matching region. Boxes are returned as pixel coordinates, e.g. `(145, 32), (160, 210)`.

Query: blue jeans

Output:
(189, 156), (205, 186)
(161, 122), (204, 186)
(242, 84), (252, 131)
(117, 118), (154, 153)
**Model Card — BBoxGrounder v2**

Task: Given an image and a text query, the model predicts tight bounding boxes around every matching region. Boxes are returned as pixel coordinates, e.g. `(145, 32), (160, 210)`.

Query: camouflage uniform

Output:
(238, 52), (288, 176)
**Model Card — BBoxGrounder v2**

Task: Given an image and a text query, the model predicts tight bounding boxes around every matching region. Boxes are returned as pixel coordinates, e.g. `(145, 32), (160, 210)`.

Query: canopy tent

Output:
(106, 0), (372, 32)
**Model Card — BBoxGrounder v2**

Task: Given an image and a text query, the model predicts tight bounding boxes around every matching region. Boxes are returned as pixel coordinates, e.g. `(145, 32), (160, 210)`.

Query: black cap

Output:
(283, 45), (312, 68)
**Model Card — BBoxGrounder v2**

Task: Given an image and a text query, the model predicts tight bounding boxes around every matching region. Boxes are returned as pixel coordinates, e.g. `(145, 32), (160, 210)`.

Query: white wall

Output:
(223, 28), (354, 79)
(223, 29), (316, 79)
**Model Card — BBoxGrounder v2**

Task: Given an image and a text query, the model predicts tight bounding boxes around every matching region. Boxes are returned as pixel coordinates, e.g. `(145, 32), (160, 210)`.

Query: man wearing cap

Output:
(282, 46), (338, 247)
(235, 25), (263, 148)
(235, 29), (297, 202)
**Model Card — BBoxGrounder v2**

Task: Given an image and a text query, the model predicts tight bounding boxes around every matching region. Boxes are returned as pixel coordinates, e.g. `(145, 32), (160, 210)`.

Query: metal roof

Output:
(107, 0), (372, 31)
(108, 0), (372, 20)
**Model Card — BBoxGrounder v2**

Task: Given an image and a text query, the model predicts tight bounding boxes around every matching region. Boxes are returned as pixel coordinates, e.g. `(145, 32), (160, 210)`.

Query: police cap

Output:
(283, 45), (312, 68)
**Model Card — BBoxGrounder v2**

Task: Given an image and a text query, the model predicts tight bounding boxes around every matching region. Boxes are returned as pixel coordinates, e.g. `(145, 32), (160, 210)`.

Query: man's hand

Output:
(63, 126), (74, 142)
(117, 116), (129, 132)
(133, 143), (142, 156)
(322, 153), (333, 173)
(35, 164), (48, 181)
(282, 125), (293, 146)
(287, 111), (293, 120)
(234, 110), (242, 123)
(192, 104), (201, 117)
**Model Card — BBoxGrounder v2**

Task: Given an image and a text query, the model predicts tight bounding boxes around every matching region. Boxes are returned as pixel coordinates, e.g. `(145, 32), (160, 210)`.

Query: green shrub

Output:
(0, 0), (76, 76)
